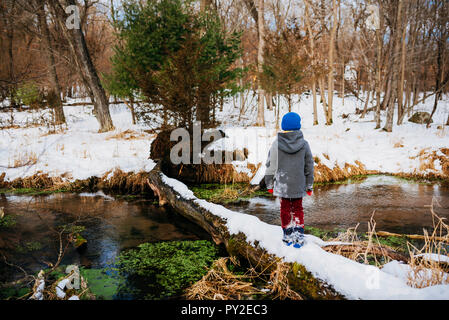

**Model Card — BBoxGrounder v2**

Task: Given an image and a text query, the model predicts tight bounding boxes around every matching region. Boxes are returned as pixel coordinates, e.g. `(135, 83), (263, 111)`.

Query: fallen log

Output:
(146, 162), (343, 300)
(375, 231), (449, 243)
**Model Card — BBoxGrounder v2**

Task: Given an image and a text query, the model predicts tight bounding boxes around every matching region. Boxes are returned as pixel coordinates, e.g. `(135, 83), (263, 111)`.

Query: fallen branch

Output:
(375, 231), (449, 243)
(322, 243), (410, 263)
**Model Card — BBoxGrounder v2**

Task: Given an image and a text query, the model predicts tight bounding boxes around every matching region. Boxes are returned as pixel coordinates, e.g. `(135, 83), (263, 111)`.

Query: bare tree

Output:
(256, 0), (266, 126)
(46, 0), (114, 132)
(304, 0), (319, 125)
(35, 1), (66, 124)
(326, 0), (339, 125)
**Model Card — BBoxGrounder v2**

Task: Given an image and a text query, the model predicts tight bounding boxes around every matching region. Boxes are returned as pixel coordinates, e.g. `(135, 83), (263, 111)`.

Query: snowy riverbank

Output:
(1, 93), (448, 184)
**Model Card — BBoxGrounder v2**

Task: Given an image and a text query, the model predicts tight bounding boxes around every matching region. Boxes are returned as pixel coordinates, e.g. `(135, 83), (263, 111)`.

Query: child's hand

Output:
(268, 189), (273, 194)
(306, 190), (312, 196)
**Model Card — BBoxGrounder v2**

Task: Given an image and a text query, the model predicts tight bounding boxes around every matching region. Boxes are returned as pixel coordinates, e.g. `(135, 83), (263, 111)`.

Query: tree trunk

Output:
(341, 60), (345, 106)
(312, 79), (318, 125)
(47, 0), (114, 133)
(256, 0), (265, 126)
(426, 1), (448, 128)
(124, 99), (136, 125)
(396, 13), (407, 125)
(0, 1), (16, 107)
(426, 37), (443, 128)
(383, 0), (403, 132)
(326, 0), (339, 125)
(318, 77), (328, 121)
(265, 92), (272, 110)
(375, 25), (382, 129)
(360, 89), (370, 119)
(36, 1), (66, 125)
(305, 0), (318, 125)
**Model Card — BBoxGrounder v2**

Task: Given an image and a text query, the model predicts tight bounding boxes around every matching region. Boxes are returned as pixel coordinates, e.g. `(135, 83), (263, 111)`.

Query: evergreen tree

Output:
(105, 0), (243, 129)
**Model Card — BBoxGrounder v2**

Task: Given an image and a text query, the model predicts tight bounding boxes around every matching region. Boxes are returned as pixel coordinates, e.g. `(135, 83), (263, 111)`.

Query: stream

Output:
(226, 175), (449, 234)
(1, 175), (448, 299)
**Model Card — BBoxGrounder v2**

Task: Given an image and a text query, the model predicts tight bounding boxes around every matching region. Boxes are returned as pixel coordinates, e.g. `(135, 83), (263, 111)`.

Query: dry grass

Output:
(8, 150), (38, 168)
(210, 187), (240, 203)
(313, 160), (369, 183)
(185, 257), (302, 300)
(106, 129), (146, 141)
(324, 201), (449, 289)
(98, 169), (153, 194)
(324, 214), (409, 266)
(197, 163), (260, 184)
(185, 257), (263, 300)
(266, 259), (303, 300)
(6, 173), (68, 191)
(410, 148), (449, 179)
(406, 200), (449, 288)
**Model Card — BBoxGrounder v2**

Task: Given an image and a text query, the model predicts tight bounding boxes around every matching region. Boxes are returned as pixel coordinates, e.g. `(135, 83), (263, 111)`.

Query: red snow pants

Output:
(280, 198), (304, 229)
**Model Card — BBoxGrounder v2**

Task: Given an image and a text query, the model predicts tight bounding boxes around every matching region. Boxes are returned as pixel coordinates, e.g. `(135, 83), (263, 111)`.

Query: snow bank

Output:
(0, 104), (156, 182)
(213, 93), (449, 181)
(163, 173), (449, 300)
(1, 93), (448, 183)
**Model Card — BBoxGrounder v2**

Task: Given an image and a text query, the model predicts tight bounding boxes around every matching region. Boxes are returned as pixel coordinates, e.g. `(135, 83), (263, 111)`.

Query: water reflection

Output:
(0, 193), (210, 284)
(226, 175), (449, 234)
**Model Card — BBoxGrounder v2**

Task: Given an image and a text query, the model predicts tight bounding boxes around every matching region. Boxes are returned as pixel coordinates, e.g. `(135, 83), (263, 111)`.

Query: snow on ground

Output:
(163, 172), (449, 300)
(212, 92), (449, 181)
(0, 101), (156, 182)
(1, 94), (449, 299)
(1, 93), (448, 182)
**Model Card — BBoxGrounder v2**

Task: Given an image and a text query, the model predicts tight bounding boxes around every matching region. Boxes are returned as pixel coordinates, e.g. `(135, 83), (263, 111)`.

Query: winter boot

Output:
(291, 226), (305, 248)
(282, 227), (294, 246)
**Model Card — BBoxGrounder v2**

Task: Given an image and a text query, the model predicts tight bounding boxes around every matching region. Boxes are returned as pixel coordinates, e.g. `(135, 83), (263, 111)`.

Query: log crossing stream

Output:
(1, 175), (448, 299)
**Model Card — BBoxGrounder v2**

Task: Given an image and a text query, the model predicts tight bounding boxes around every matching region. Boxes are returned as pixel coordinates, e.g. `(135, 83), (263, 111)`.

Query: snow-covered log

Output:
(146, 162), (343, 299)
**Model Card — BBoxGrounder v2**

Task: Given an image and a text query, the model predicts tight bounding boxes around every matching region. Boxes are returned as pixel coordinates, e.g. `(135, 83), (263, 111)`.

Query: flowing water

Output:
(1, 175), (448, 299)
(226, 175), (449, 234)
(0, 191), (210, 298)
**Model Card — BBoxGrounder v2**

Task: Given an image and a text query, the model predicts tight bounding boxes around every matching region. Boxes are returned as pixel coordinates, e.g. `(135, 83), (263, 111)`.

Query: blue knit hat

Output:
(281, 112), (301, 131)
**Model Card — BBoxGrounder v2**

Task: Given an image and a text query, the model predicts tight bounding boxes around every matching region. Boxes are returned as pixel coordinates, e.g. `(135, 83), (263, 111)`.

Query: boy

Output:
(264, 112), (314, 248)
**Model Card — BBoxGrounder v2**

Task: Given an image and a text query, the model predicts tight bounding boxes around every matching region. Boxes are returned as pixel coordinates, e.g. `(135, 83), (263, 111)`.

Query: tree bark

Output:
(256, 0), (265, 126)
(47, 0), (114, 132)
(36, 1), (66, 125)
(383, 0), (403, 132)
(396, 8), (407, 125)
(375, 46), (382, 126)
(318, 77), (328, 121)
(304, 0), (318, 125)
(326, 0), (339, 125)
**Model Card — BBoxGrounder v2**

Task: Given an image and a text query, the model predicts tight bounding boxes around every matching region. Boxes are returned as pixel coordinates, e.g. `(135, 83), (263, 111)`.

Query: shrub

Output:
(14, 82), (45, 109)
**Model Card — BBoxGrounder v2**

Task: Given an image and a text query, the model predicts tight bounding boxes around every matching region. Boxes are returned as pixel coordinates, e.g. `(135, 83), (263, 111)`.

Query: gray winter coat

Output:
(264, 130), (314, 198)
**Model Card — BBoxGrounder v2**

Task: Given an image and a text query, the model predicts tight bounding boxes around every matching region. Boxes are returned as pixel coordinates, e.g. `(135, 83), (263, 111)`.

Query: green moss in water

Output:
(0, 215), (16, 229)
(116, 240), (220, 299)
(80, 268), (124, 300)
(15, 241), (42, 253)
(191, 183), (271, 204)
(0, 286), (31, 300)
(0, 188), (69, 196)
(304, 226), (345, 241)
